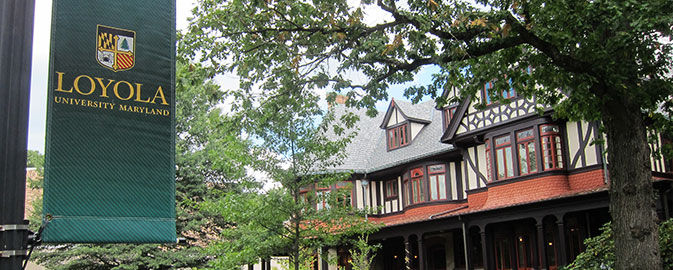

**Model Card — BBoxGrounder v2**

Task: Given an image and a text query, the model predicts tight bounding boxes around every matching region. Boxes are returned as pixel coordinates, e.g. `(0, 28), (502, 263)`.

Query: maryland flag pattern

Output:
(96, 25), (135, 71)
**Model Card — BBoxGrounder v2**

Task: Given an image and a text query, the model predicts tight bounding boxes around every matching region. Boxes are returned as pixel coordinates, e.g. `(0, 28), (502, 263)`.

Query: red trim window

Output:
(336, 181), (352, 206)
(388, 124), (410, 150)
(316, 183), (331, 210)
(385, 180), (398, 199)
(517, 129), (538, 175)
(515, 234), (535, 270)
(410, 167), (424, 204)
(567, 226), (584, 261)
(443, 106), (458, 129)
(484, 82), (494, 105)
(494, 135), (514, 180)
(428, 164), (446, 200)
(494, 237), (513, 270)
(483, 80), (516, 105)
(316, 190), (330, 210)
(485, 139), (493, 182)
(540, 125), (564, 170)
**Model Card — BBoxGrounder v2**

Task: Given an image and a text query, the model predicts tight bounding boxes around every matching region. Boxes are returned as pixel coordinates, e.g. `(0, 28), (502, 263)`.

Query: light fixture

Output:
(361, 179), (369, 187)
(414, 255), (418, 259)
(394, 255), (398, 259)
(548, 242), (553, 246)
(518, 236), (523, 242)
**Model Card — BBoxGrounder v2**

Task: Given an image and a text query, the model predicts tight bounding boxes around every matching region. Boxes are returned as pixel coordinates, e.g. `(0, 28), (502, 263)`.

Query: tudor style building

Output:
(301, 86), (673, 270)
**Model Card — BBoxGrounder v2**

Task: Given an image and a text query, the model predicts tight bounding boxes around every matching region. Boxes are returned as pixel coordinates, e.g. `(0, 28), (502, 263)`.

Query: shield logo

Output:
(96, 25), (135, 72)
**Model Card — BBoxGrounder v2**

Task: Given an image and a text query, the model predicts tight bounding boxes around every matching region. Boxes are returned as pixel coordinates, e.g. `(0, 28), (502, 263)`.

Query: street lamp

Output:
(361, 179), (369, 221)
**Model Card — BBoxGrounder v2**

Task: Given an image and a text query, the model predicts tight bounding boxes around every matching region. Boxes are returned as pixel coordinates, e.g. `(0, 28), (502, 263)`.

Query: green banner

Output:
(43, 0), (176, 243)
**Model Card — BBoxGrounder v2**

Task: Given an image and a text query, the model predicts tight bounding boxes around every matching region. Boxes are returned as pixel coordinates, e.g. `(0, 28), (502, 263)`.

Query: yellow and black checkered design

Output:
(98, 32), (115, 50)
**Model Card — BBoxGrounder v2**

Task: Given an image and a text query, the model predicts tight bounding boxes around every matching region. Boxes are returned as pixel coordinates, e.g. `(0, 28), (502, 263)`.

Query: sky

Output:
(26, 0), (434, 152)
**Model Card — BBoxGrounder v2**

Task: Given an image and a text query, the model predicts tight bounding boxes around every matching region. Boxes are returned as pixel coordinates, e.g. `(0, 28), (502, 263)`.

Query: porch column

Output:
(556, 220), (567, 266)
(480, 228), (489, 270)
(536, 221), (548, 270)
(405, 235), (413, 270)
(418, 237), (425, 270)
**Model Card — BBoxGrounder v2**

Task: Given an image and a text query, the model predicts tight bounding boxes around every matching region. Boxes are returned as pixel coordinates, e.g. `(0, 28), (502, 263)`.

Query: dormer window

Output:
(387, 124), (409, 150)
(443, 106), (458, 129)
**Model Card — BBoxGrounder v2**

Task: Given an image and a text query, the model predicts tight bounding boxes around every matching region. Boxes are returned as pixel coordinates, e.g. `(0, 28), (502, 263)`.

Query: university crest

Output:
(96, 25), (135, 72)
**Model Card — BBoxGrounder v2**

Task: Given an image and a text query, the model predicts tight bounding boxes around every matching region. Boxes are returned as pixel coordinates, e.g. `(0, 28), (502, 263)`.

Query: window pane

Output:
(517, 129), (533, 140)
(497, 148), (506, 179)
(541, 125), (559, 133)
(505, 147), (514, 177)
(428, 164), (445, 173)
(438, 175), (446, 199)
(529, 142), (537, 172)
(519, 143), (528, 174)
(430, 176), (438, 201)
(495, 135), (510, 145)
(555, 136), (563, 168)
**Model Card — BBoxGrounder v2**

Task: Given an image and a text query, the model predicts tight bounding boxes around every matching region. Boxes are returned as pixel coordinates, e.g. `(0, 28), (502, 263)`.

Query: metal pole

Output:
(0, 0), (36, 269)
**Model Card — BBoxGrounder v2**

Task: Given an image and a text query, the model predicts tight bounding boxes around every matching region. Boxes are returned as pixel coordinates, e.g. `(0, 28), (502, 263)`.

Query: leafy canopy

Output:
(183, 0), (673, 120)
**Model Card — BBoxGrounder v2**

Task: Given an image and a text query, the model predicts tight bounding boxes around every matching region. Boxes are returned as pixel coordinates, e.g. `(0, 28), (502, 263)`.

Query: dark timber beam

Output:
(0, 0), (35, 270)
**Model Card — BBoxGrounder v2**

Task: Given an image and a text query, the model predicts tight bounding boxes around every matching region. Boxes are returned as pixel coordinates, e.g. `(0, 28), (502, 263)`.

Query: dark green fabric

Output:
(43, 0), (176, 243)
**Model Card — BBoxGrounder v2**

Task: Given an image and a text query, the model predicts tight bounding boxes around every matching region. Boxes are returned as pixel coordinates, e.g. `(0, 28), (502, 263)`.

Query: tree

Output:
(183, 0), (673, 268)
(198, 76), (378, 270)
(349, 235), (380, 270)
(564, 219), (673, 270)
(31, 60), (253, 269)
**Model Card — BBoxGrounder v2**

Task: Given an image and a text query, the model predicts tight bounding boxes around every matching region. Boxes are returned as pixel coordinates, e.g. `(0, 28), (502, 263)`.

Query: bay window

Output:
(495, 135), (514, 179)
(385, 180), (398, 199)
(410, 168), (424, 204)
(485, 122), (565, 181)
(428, 164), (447, 200)
(540, 125), (563, 170)
(517, 129), (537, 175)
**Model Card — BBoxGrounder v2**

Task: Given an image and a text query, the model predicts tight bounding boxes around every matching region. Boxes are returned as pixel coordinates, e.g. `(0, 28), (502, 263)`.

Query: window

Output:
(540, 125), (563, 170)
(494, 237), (513, 270)
(485, 139), (493, 181)
(516, 234), (534, 270)
(484, 80), (516, 105)
(428, 164), (446, 200)
(388, 124), (410, 150)
(410, 167), (424, 204)
(317, 190), (330, 210)
(517, 129), (537, 175)
(484, 123), (565, 181)
(443, 106), (458, 129)
(494, 135), (514, 179)
(336, 181), (352, 206)
(385, 180), (398, 199)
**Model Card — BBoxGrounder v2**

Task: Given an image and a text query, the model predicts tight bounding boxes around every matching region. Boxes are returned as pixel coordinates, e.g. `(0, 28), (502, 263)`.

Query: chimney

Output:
(335, 94), (348, 105)
(328, 94), (349, 110)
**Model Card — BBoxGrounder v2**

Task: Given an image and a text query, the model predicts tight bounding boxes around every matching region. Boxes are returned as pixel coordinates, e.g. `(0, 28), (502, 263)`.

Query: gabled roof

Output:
(327, 100), (453, 174)
(440, 95), (472, 143)
(379, 99), (432, 129)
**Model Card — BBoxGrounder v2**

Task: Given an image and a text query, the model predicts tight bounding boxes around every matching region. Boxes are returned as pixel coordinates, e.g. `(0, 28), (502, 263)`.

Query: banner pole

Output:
(0, 0), (36, 269)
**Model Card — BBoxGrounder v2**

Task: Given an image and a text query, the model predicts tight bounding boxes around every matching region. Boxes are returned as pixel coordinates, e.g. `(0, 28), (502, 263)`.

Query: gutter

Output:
(429, 205), (469, 219)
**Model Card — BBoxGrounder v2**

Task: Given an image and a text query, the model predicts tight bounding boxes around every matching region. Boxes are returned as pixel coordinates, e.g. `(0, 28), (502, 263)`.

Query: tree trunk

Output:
(602, 100), (661, 270)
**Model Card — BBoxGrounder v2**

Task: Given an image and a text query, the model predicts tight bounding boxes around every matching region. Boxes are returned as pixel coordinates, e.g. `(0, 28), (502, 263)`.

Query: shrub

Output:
(564, 219), (673, 270)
